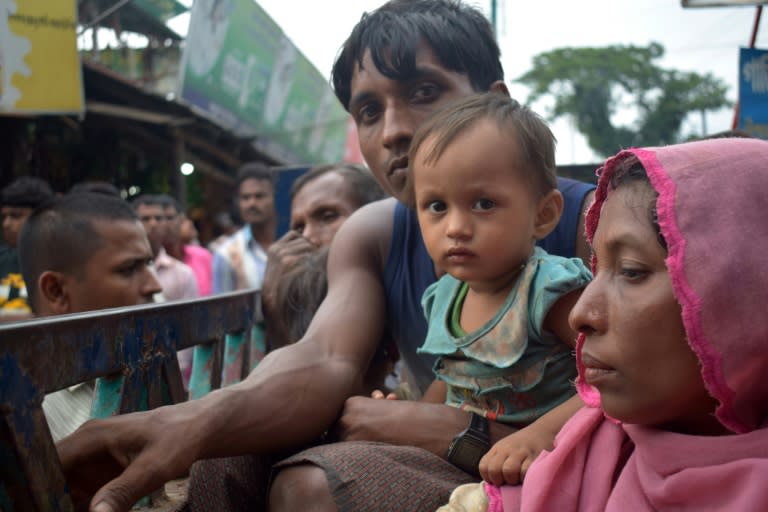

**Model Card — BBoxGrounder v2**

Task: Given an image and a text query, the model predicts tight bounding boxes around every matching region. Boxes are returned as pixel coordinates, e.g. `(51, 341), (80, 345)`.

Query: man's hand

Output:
(262, 230), (316, 311)
(334, 396), (472, 457)
(57, 408), (197, 512)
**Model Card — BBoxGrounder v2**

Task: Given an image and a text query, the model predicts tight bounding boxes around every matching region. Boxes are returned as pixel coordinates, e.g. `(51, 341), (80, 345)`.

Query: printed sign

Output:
(178, 0), (350, 164)
(0, 0), (83, 114)
(738, 47), (768, 139)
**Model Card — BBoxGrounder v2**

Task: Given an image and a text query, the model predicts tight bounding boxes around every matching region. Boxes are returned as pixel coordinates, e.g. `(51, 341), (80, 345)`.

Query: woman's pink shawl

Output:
(494, 138), (768, 511)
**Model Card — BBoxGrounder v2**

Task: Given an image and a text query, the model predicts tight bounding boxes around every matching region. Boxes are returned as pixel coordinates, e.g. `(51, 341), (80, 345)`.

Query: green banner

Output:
(177, 0), (348, 164)
(134, 0), (188, 22)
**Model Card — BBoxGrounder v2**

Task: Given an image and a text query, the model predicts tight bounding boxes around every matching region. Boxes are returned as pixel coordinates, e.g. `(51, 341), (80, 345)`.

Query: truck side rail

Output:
(0, 289), (261, 511)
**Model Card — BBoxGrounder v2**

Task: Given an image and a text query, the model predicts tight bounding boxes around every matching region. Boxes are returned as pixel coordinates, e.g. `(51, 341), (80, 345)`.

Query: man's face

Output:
(163, 205), (182, 246)
(1, 206), (33, 248)
(290, 171), (360, 248)
(136, 203), (166, 254)
(348, 43), (477, 202)
(238, 178), (275, 227)
(64, 219), (161, 312)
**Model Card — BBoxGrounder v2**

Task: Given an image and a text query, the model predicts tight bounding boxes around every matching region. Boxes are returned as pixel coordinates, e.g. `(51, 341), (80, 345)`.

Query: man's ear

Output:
(534, 189), (564, 240)
(489, 80), (510, 97)
(38, 271), (70, 315)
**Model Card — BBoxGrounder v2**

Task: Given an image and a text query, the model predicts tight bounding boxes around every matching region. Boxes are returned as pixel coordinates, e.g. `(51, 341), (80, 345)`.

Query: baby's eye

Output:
(472, 198), (495, 211)
(426, 200), (447, 214)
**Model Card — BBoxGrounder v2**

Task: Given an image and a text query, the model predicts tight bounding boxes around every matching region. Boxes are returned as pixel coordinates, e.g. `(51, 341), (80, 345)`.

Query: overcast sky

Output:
(171, 1), (767, 164)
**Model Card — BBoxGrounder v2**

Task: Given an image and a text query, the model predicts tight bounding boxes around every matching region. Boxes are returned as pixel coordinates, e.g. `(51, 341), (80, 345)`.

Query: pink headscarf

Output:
(492, 138), (768, 511)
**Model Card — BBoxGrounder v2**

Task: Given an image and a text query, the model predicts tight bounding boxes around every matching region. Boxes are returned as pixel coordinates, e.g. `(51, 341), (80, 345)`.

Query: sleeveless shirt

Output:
(382, 177), (595, 394)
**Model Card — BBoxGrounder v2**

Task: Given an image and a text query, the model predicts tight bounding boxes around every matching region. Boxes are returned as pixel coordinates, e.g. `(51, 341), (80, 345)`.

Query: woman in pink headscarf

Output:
(440, 137), (768, 511)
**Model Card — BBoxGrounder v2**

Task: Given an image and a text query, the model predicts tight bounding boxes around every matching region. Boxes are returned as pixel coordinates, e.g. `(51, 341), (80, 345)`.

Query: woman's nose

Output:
(568, 275), (605, 335)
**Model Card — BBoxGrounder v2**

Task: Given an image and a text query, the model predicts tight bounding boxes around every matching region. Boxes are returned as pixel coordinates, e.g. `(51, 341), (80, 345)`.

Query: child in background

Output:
(408, 93), (591, 479)
(441, 137), (768, 511)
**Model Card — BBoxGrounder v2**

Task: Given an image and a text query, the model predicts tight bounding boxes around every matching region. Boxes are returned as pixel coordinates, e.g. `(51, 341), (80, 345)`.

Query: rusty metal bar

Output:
(0, 289), (260, 511)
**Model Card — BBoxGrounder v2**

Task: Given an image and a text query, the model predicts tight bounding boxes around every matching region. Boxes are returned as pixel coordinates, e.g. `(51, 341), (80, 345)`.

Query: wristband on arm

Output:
(446, 412), (491, 477)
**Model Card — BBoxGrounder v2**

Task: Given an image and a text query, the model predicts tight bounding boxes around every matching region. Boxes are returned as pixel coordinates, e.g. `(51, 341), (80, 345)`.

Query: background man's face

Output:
(238, 178), (275, 227)
(65, 220), (161, 312)
(1, 206), (33, 248)
(163, 206), (182, 246)
(290, 171), (359, 248)
(136, 203), (167, 254)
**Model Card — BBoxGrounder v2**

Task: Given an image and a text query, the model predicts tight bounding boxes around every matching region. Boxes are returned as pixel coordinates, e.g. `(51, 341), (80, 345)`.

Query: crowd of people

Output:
(2, 0), (767, 511)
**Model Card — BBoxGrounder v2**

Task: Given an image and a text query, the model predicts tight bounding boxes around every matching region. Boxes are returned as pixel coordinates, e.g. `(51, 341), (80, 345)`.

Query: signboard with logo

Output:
(0, 0), (83, 114)
(738, 47), (768, 138)
(177, 0), (350, 164)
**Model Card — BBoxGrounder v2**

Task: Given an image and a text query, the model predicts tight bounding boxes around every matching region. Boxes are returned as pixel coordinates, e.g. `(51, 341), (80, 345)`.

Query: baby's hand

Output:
(370, 389), (398, 400)
(478, 424), (555, 486)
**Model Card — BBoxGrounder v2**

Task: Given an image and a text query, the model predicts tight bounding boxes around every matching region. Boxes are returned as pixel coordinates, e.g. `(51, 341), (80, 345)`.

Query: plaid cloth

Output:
(277, 441), (477, 512)
(186, 441), (476, 511)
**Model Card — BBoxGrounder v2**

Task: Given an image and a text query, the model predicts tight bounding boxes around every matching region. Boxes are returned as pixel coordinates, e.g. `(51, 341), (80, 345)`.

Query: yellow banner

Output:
(1, 0), (83, 114)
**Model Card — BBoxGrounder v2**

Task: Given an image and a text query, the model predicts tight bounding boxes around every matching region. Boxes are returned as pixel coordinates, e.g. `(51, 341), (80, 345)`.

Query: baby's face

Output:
(570, 181), (722, 435)
(412, 121), (541, 291)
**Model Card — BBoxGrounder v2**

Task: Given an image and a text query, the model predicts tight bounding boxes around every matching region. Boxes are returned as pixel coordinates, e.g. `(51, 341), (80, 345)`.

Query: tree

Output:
(516, 42), (731, 157)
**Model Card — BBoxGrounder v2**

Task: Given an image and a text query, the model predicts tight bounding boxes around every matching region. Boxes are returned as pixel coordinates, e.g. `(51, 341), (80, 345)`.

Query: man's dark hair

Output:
(68, 181), (121, 198)
(156, 194), (184, 215)
(290, 163), (386, 207)
(18, 193), (139, 312)
(235, 162), (275, 191)
(1, 176), (54, 208)
(331, 0), (504, 111)
(131, 194), (164, 210)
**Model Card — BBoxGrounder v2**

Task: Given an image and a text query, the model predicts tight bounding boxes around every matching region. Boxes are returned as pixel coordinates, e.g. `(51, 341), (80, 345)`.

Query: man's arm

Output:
(334, 396), (517, 457)
(575, 189), (595, 265)
(336, 392), (582, 480)
(57, 200), (398, 512)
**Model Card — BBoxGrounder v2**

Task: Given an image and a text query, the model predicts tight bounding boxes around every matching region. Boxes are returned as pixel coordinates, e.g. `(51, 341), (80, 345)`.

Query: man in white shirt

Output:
(211, 162), (276, 293)
(18, 192), (161, 441)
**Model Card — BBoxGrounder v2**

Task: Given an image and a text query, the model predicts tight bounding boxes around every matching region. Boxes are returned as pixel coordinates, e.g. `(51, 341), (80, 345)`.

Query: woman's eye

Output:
(620, 268), (648, 281)
(473, 198), (495, 211)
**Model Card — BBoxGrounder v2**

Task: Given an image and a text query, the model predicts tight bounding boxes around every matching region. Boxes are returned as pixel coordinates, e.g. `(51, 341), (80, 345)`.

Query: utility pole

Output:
(490, 0), (498, 38)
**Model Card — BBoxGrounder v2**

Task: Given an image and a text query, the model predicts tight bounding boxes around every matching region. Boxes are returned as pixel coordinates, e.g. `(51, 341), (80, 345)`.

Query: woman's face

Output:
(569, 181), (722, 435)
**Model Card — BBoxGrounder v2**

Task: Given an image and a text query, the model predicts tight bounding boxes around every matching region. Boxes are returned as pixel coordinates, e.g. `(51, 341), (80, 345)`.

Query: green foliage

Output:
(517, 42), (731, 157)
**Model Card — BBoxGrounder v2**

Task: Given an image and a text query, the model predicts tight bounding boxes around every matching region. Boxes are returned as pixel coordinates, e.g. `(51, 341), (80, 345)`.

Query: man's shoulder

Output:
(349, 197), (398, 228)
(340, 197), (397, 243)
(326, 197), (398, 272)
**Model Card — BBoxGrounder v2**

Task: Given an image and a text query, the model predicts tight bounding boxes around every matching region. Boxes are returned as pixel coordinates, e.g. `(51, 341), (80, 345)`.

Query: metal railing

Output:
(0, 289), (262, 511)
